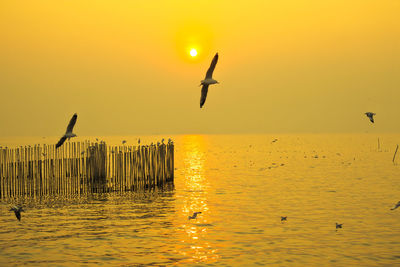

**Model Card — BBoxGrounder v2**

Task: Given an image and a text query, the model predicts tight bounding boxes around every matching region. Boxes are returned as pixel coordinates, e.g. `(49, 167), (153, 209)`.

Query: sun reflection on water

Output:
(176, 135), (219, 263)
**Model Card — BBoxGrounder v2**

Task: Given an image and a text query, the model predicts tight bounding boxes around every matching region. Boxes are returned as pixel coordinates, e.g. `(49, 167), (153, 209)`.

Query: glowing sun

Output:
(189, 48), (198, 57)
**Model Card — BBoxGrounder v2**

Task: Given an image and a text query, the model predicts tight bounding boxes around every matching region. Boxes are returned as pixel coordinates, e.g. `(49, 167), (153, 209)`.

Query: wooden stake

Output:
(393, 144), (399, 164)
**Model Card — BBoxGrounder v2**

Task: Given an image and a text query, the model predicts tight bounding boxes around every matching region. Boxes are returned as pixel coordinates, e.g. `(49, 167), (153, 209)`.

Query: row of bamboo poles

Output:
(0, 141), (174, 198)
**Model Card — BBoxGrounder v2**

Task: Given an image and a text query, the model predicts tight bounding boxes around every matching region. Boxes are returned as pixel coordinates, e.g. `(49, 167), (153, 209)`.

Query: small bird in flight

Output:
(56, 113), (78, 149)
(281, 216), (287, 222)
(9, 206), (24, 221)
(335, 223), (343, 229)
(200, 53), (219, 108)
(391, 201), (400, 210)
(365, 112), (376, 123)
(122, 140), (127, 144)
(188, 212), (202, 220)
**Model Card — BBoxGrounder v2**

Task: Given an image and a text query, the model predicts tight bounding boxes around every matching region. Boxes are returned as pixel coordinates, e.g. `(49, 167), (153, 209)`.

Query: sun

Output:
(189, 48), (198, 57)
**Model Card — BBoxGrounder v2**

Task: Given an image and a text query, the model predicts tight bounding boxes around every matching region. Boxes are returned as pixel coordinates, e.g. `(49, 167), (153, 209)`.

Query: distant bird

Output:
(365, 112), (376, 123)
(272, 139), (278, 143)
(200, 53), (219, 108)
(122, 140), (127, 144)
(138, 138), (141, 145)
(56, 113), (78, 149)
(281, 216), (287, 222)
(391, 201), (400, 210)
(335, 223), (343, 229)
(9, 206), (24, 221)
(188, 212), (202, 220)
(96, 138), (99, 142)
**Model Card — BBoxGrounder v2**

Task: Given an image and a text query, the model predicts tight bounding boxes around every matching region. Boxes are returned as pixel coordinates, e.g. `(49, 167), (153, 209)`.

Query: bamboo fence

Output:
(0, 141), (174, 198)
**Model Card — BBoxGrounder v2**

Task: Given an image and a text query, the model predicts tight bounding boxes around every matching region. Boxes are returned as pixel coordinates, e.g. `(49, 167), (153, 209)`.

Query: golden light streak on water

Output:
(176, 135), (219, 264)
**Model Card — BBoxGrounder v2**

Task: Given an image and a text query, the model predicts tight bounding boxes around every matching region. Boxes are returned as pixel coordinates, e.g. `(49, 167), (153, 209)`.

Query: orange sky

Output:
(0, 0), (399, 136)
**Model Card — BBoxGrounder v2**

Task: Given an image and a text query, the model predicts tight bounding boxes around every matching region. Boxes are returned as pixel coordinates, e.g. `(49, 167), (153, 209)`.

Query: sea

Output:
(0, 134), (400, 266)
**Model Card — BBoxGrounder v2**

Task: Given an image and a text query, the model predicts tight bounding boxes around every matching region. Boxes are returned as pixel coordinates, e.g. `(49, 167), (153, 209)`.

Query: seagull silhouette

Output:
(365, 112), (376, 123)
(9, 206), (24, 221)
(200, 53), (219, 108)
(281, 216), (287, 222)
(391, 201), (400, 210)
(56, 113), (78, 149)
(335, 223), (343, 229)
(188, 212), (202, 220)
(122, 140), (127, 144)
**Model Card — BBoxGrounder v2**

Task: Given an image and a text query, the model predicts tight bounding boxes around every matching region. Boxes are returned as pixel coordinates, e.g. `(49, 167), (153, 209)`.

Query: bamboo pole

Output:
(393, 144), (399, 164)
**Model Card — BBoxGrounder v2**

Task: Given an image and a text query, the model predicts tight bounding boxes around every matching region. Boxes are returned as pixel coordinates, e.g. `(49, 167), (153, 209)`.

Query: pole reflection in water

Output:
(175, 135), (219, 264)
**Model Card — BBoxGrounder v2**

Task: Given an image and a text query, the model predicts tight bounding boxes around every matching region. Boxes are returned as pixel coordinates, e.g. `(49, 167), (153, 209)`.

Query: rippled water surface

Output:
(1, 134), (400, 266)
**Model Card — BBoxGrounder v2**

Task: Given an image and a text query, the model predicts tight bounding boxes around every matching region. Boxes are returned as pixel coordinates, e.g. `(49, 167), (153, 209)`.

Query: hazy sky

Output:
(1, 0), (399, 136)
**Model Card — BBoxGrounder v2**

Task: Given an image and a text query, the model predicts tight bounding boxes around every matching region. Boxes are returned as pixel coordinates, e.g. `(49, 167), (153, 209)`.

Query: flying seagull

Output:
(200, 53), (219, 108)
(335, 223), (343, 229)
(10, 206), (24, 221)
(188, 212), (202, 220)
(122, 140), (127, 144)
(281, 216), (287, 222)
(391, 201), (400, 210)
(365, 112), (376, 123)
(56, 113), (78, 149)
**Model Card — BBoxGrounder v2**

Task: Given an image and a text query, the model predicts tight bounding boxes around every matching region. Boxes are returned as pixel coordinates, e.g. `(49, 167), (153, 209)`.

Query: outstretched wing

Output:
(56, 135), (67, 149)
(205, 53), (218, 79)
(66, 113), (78, 134)
(15, 211), (21, 221)
(369, 116), (374, 123)
(200, 85), (209, 108)
(392, 201), (400, 210)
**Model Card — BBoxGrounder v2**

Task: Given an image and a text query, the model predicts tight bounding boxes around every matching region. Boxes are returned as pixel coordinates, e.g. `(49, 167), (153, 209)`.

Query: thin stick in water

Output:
(393, 144), (399, 164)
